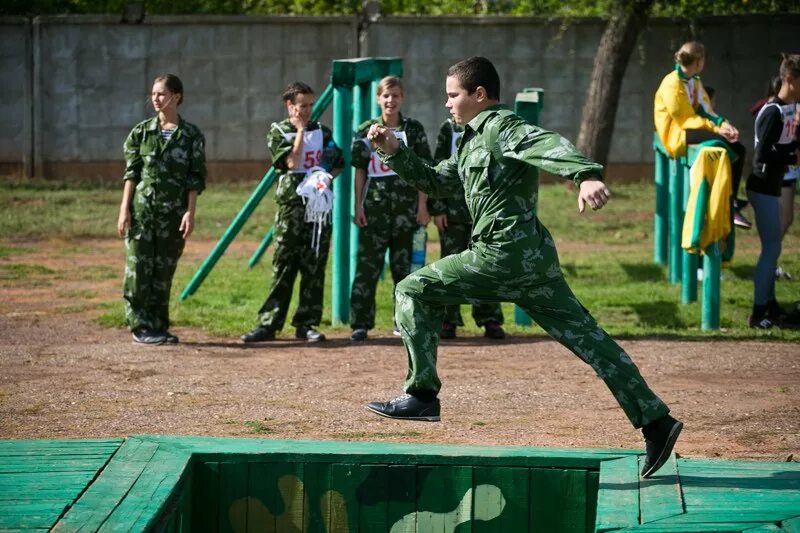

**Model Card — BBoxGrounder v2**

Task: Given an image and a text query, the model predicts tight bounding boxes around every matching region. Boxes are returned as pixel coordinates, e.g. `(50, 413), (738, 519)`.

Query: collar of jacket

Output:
(674, 63), (700, 82)
(466, 104), (508, 134)
(378, 113), (406, 128)
(145, 115), (185, 132)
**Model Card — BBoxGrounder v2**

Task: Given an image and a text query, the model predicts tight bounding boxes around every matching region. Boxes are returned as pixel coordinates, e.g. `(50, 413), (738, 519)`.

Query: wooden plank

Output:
(218, 462), (249, 533)
(585, 470), (599, 533)
(0, 502), (69, 529)
(530, 468), (588, 533)
(782, 516), (800, 533)
(190, 461), (220, 531)
(245, 461), (305, 532)
(414, 465), (472, 532)
(639, 454), (684, 524)
(328, 463), (361, 533)
(357, 464), (388, 532)
(303, 462), (332, 532)
(611, 523), (768, 532)
(595, 456), (640, 532)
(52, 437), (160, 532)
(386, 465), (416, 532)
(742, 525), (783, 532)
(473, 466), (529, 532)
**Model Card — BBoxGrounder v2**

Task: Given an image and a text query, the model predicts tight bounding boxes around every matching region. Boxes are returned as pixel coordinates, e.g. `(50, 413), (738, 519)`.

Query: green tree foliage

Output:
(2, 0), (796, 16)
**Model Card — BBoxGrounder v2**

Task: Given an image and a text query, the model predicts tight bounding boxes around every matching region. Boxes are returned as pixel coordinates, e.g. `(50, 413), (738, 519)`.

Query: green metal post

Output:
(352, 82), (373, 287)
(331, 82), (353, 325)
(701, 242), (721, 331)
(248, 226), (274, 269)
(512, 88), (544, 327)
(653, 134), (669, 266)
(680, 157), (698, 303)
(668, 157), (683, 285)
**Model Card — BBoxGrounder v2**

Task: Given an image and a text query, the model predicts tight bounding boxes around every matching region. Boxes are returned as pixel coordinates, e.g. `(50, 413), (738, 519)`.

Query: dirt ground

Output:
(0, 238), (798, 463)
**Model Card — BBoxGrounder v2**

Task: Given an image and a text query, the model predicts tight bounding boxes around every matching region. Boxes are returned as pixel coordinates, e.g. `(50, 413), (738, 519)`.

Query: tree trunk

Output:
(576, 0), (655, 167)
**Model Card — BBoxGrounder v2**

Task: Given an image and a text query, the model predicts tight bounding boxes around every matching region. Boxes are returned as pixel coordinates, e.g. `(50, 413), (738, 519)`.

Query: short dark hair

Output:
(779, 53), (800, 80)
(154, 74), (183, 105)
(282, 82), (314, 103)
(446, 56), (500, 100)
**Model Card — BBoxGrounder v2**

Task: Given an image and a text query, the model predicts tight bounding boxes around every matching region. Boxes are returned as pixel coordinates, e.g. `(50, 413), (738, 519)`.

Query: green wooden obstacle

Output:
(4, 436), (798, 532)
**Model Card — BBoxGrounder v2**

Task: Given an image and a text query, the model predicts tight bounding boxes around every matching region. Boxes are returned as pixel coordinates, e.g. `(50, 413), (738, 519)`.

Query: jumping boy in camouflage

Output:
(365, 57), (682, 479)
(241, 82), (343, 344)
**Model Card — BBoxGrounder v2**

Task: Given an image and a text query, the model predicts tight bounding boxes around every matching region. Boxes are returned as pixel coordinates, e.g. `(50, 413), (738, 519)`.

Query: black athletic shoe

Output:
(366, 393), (441, 422)
(163, 331), (179, 344)
(132, 328), (166, 345)
(350, 328), (368, 342)
(241, 326), (275, 343)
(484, 321), (506, 340)
(440, 322), (457, 339)
(296, 326), (325, 342)
(641, 414), (683, 478)
(748, 315), (776, 329)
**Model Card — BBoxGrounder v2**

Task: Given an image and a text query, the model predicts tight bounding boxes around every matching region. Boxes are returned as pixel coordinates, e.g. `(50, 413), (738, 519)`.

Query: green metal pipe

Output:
(668, 157), (683, 285)
(701, 242), (721, 331)
(653, 134), (669, 266)
(248, 226), (274, 269)
(331, 84), (353, 325)
(180, 83), (334, 300)
(680, 159), (697, 303)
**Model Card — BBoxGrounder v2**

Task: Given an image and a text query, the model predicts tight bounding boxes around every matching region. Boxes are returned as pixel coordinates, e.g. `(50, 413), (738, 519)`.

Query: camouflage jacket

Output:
(268, 119), (343, 205)
(351, 114), (432, 171)
(123, 116), (206, 238)
(427, 119), (471, 224)
(382, 104), (603, 246)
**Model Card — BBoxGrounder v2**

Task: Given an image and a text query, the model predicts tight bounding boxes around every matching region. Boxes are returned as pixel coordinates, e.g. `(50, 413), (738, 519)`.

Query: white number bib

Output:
(367, 130), (408, 177)
(282, 128), (323, 171)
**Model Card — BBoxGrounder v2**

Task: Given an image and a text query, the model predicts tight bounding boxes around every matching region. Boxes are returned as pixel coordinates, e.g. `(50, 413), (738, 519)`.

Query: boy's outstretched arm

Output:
(367, 124), (461, 198)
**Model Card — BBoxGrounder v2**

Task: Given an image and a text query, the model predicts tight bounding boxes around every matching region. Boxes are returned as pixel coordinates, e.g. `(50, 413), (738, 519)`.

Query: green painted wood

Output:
(611, 523), (774, 532)
(585, 470), (600, 533)
(472, 466), (529, 532)
(304, 462), (333, 532)
(741, 525), (784, 532)
(595, 456), (640, 532)
(357, 464), (388, 532)
(329, 463), (362, 533)
(0, 502), (69, 529)
(782, 516), (800, 533)
(219, 462), (249, 533)
(415, 465), (473, 532)
(638, 455), (683, 524)
(530, 468), (588, 533)
(191, 461), (220, 531)
(245, 461), (305, 532)
(387, 465), (416, 532)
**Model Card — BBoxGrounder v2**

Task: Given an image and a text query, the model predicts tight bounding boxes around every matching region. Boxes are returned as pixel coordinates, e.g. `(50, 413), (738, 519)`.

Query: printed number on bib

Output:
(367, 130), (408, 178)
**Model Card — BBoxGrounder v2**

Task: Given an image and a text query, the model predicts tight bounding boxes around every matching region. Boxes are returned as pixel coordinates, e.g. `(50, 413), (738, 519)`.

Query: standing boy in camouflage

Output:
(241, 82), (343, 343)
(366, 57), (682, 479)
(429, 117), (505, 340)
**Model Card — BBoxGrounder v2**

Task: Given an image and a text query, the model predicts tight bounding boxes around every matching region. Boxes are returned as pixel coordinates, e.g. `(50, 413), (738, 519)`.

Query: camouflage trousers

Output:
(350, 178), (417, 330)
(256, 201), (331, 331)
(437, 221), (504, 327)
(123, 226), (185, 332)
(395, 219), (669, 428)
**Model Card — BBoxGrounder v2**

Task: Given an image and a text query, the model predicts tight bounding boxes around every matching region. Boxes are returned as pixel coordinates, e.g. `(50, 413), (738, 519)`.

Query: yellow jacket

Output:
(654, 69), (721, 158)
(682, 146), (732, 254)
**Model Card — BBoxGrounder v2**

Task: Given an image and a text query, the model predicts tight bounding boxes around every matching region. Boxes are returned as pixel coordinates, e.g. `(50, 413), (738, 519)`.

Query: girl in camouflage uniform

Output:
(118, 74), (206, 345)
(349, 76), (433, 341)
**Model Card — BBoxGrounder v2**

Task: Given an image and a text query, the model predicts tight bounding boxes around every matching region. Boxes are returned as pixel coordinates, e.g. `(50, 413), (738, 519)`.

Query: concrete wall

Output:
(0, 14), (794, 181)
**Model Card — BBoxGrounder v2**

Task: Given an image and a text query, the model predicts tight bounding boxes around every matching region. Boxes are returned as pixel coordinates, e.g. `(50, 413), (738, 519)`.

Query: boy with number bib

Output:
(366, 57), (682, 479)
(241, 82), (343, 343)
(349, 76), (433, 342)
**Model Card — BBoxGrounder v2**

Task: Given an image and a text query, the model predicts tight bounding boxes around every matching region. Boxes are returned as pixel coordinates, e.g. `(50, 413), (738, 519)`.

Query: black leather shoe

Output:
(296, 326), (325, 342)
(366, 393), (440, 422)
(641, 414), (683, 478)
(484, 321), (506, 339)
(440, 322), (456, 339)
(241, 326), (275, 343)
(163, 331), (179, 344)
(350, 328), (368, 342)
(132, 328), (166, 345)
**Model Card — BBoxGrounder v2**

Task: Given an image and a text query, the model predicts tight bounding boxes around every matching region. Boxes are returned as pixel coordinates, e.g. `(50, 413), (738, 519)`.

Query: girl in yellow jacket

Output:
(654, 41), (750, 229)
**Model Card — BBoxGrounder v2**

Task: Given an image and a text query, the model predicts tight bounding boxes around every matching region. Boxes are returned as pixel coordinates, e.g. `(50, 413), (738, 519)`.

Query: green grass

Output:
(2, 178), (799, 340)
